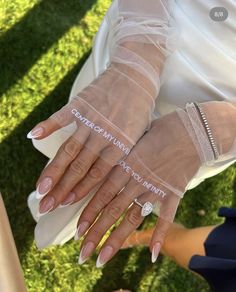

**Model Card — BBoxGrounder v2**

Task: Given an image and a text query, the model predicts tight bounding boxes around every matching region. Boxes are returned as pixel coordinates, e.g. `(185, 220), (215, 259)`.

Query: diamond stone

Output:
(141, 202), (153, 217)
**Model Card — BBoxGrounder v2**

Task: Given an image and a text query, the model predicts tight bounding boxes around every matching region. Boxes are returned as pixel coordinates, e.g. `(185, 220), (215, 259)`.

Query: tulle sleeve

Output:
(106, 0), (178, 98)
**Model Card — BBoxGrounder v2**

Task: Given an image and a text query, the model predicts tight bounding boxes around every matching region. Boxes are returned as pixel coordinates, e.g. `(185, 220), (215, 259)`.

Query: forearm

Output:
(174, 100), (236, 166)
(107, 0), (177, 100)
(199, 101), (236, 157)
(162, 223), (216, 269)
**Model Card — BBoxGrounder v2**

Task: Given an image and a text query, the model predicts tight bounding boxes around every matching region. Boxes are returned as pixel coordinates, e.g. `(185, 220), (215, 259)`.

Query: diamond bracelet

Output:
(193, 102), (219, 160)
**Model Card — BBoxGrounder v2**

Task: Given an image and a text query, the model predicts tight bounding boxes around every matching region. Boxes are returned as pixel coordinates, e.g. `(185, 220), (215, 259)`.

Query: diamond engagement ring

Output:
(134, 198), (153, 217)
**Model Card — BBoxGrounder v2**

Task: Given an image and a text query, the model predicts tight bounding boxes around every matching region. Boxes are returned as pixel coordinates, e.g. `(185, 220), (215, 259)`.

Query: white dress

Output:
(28, 0), (236, 249)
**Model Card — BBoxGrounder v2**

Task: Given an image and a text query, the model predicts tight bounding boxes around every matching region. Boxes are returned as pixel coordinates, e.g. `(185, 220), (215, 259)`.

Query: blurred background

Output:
(0, 0), (235, 291)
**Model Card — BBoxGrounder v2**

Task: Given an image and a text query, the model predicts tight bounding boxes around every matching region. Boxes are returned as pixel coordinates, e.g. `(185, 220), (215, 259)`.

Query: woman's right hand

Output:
(74, 108), (202, 266)
(75, 101), (236, 266)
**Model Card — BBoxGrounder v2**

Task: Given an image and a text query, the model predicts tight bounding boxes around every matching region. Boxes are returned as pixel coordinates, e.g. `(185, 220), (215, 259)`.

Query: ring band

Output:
(134, 198), (153, 217)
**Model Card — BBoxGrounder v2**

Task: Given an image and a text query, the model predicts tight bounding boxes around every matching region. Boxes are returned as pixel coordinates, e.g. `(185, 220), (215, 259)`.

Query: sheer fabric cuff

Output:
(106, 0), (178, 98)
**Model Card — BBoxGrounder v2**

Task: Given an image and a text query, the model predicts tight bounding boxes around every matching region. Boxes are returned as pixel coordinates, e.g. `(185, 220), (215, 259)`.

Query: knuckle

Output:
(105, 204), (122, 220)
(99, 190), (114, 206)
(82, 203), (97, 218)
(63, 139), (79, 158)
(88, 166), (104, 180)
(50, 107), (70, 125)
(156, 229), (167, 242)
(88, 226), (104, 240)
(46, 161), (63, 176)
(126, 208), (142, 227)
(70, 158), (86, 175)
(88, 201), (103, 214)
(56, 181), (68, 194)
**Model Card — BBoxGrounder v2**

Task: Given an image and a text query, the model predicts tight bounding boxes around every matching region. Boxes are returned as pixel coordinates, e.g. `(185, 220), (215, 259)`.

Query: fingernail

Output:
(151, 242), (161, 263)
(39, 196), (55, 216)
(78, 241), (95, 265)
(59, 192), (76, 208)
(36, 177), (53, 199)
(96, 245), (114, 268)
(74, 221), (90, 240)
(27, 127), (44, 139)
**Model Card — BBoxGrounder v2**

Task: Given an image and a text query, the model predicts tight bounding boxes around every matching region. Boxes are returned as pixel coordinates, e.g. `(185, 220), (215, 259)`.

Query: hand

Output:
(29, 62), (155, 215)
(28, 0), (177, 216)
(75, 109), (203, 267)
(76, 100), (236, 267)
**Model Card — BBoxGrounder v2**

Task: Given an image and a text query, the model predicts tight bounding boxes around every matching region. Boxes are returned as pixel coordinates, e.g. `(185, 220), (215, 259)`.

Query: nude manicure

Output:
(36, 177), (53, 199)
(78, 241), (95, 265)
(96, 245), (114, 268)
(27, 127), (44, 139)
(74, 221), (90, 240)
(39, 196), (55, 215)
(151, 242), (161, 263)
(59, 192), (76, 208)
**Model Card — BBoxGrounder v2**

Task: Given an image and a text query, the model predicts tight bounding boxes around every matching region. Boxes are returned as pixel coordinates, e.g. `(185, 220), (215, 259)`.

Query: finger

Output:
(64, 145), (125, 204)
(149, 218), (171, 263)
(77, 184), (143, 265)
(27, 104), (80, 140)
(38, 146), (97, 214)
(95, 194), (152, 267)
(71, 157), (113, 200)
(27, 118), (60, 140)
(38, 136), (108, 214)
(74, 164), (131, 240)
(35, 125), (90, 199)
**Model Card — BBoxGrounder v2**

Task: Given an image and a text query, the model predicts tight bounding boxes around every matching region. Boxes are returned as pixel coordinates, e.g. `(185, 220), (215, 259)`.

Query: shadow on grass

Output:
(0, 0), (97, 99)
(0, 50), (90, 257)
(92, 248), (163, 292)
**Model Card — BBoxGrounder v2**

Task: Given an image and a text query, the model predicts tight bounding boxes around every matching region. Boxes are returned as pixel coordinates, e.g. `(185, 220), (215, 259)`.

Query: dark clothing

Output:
(189, 207), (236, 292)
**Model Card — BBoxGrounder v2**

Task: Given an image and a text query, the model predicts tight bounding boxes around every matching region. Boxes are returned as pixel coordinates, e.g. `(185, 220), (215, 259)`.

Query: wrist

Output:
(109, 61), (159, 102)
(199, 101), (236, 156)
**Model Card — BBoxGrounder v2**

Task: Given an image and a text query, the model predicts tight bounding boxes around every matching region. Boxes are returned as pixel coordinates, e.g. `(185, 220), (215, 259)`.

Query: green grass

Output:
(0, 1), (236, 291)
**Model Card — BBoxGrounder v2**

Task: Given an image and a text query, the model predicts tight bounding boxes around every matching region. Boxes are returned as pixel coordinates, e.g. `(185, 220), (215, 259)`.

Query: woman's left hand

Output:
(30, 61), (156, 216)
(74, 109), (202, 266)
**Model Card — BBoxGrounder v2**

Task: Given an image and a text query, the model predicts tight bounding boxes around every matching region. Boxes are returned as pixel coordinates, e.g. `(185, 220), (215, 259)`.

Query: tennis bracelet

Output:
(193, 102), (219, 160)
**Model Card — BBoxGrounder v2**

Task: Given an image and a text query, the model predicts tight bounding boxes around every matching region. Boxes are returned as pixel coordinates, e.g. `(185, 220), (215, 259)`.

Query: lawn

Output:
(0, 1), (235, 291)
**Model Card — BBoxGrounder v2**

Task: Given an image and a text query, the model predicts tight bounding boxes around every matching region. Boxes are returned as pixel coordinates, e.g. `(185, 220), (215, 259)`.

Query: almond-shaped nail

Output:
(27, 127), (44, 139)
(74, 221), (90, 240)
(78, 241), (95, 265)
(151, 242), (161, 263)
(59, 192), (76, 208)
(39, 196), (55, 216)
(96, 245), (114, 268)
(36, 177), (53, 199)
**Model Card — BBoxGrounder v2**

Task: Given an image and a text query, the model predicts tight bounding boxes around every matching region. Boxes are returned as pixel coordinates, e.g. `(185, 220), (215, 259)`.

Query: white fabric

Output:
(28, 0), (236, 248)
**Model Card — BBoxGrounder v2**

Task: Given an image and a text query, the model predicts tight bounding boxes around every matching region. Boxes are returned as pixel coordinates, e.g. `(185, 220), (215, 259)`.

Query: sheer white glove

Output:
(75, 101), (236, 266)
(27, 0), (177, 216)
